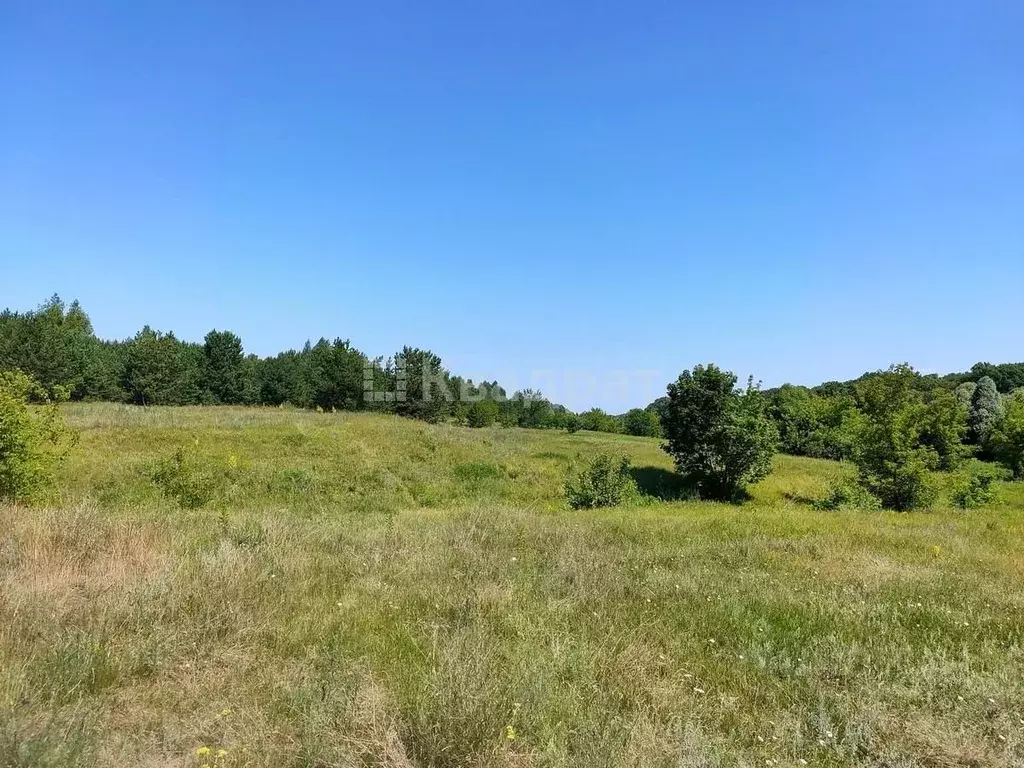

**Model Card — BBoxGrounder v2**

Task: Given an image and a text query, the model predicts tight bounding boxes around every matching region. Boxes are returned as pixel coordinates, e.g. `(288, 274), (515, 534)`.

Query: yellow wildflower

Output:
(196, 746), (211, 756)
(505, 725), (516, 741)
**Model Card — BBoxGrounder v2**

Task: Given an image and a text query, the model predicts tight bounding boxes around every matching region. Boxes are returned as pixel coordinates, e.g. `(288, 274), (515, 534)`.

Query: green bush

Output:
(466, 399), (499, 428)
(564, 454), (638, 510)
(990, 391), (1024, 478)
(851, 365), (958, 510)
(0, 370), (76, 504)
(622, 407), (662, 437)
(149, 447), (221, 509)
(813, 476), (881, 511)
(453, 460), (503, 482)
(948, 465), (1000, 510)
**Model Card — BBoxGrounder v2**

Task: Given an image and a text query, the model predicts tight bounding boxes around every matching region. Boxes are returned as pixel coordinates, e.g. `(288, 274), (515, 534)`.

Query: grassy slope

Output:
(1, 403), (1023, 767)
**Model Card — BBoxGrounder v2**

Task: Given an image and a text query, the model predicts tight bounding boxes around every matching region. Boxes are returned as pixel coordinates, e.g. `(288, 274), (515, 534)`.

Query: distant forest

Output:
(2, 295), (1022, 450)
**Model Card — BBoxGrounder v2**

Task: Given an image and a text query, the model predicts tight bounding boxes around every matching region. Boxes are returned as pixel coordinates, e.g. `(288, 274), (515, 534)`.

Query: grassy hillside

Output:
(2, 404), (1023, 767)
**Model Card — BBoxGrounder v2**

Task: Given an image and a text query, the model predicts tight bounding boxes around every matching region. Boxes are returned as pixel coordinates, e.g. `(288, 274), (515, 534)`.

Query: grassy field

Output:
(2, 403), (1024, 767)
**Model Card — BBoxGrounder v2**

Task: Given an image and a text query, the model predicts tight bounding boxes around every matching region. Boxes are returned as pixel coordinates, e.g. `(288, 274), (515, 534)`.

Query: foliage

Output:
(851, 364), (952, 511)
(564, 454), (638, 509)
(661, 365), (778, 501)
(0, 370), (76, 503)
(622, 407), (661, 437)
(148, 447), (222, 509)
(511, 389), (553, 429)
(769, 385), (860, 460)
(301, 338), (367, 412)
(917, 387), (969, 471)
(5, 294), (1024, 465)
(948, 465), (1000, 510)
(577, 407), (619, 434)
(203, 330), (246, 405)
(120, 327), (201, 406)
(813, 475), (881, 511)
(954, 381), (977, 410)
(466, 398), (499, 428)
(0, 296), (109, 400)
(393, 346), (451, 423)
(990, 391), (1024, 478)
(969, 376), (1004, 452)
(966, 362), (1024, 393)
(259, 351), (304, 406)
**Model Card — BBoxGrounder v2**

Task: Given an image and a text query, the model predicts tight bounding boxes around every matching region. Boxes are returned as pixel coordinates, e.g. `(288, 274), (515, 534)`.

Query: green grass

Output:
(2, 403), (1023, 766)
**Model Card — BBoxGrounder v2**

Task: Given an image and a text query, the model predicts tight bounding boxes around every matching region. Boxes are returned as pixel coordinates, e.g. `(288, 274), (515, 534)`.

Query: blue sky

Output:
(2, 1), (1022, 411)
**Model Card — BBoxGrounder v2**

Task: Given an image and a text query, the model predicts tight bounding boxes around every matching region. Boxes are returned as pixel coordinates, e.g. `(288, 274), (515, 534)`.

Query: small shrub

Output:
(149, 447), (220, 509)
(949, 466), (1000, 510)
(564, 454), (638, 510)
(0, 370), (76, 504)
(814, 477), (881, 511)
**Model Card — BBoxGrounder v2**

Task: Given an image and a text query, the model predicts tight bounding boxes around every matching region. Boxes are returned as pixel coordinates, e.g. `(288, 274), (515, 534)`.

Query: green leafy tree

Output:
(852, 364), (951, 510)
(769, 386), (860, 460)
(510, 390), (553, 429)
(203, 330), (246, 404)
(970, 376), (1004, 452)
(622, 407), (661, 437)
(239, 354), (263, 405)
(260, 351), (304, 406)
(769, 385), (818, 456)
(917, 387), (969, 471)
(0, 370), (76, 503)
(645, 397), (669, 428)
(466, 398), (499, 428)
(578, 407), (619, 433)
(969, 363), (1024, 393)
(955, 381), (977, 410)
(661, 364), (778, 501)
(808, 394), (861, 461)
(991, 391), (1024, 478)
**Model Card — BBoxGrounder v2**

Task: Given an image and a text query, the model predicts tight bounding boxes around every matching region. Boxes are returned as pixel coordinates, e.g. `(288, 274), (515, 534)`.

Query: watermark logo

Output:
(362, 359), (664, 408)
(363, 358), (407, 403)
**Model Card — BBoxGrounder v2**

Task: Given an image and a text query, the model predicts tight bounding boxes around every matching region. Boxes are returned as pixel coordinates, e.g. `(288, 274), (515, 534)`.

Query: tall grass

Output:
(0, 403), (1022, 766)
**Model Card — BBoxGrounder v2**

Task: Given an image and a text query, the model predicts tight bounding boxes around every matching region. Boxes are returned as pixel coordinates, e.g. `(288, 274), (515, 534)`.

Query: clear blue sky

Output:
(2, 1), (1021, 411)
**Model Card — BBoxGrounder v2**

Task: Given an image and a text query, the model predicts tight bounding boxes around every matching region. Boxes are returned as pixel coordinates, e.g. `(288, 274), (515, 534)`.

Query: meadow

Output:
(2, 403), (1023, 767)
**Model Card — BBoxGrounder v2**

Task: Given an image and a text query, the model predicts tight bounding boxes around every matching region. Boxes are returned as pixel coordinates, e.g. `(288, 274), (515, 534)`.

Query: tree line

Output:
(2, 295), (1022, 509)
(0, 296), (594, 430)
(1, 296), (1022, 469)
